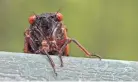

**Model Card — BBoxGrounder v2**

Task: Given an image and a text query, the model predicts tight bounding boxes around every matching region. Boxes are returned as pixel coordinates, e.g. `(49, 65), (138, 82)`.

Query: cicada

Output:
(23, 11), (101, 75)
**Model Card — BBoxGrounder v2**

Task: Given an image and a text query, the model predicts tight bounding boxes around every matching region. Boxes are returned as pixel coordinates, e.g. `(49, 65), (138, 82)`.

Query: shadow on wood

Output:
(0, 51), (138, 81)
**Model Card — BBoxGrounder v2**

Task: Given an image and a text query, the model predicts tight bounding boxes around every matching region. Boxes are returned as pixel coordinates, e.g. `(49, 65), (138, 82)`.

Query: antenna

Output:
(31, 11), (38, 18)
(32, 11), (36, 15)
(55, 7), (62, 15)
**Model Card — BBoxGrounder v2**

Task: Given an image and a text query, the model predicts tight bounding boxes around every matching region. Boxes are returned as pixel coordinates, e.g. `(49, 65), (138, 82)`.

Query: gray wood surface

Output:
(0, 51), (138, 81)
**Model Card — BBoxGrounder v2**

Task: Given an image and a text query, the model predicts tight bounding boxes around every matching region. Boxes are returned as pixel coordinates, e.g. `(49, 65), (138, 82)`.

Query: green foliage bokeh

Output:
(0, 0), (138, 61)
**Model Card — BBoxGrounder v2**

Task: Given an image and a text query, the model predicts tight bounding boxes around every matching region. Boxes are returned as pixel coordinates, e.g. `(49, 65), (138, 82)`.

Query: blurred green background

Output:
(0, 0), (138, 61)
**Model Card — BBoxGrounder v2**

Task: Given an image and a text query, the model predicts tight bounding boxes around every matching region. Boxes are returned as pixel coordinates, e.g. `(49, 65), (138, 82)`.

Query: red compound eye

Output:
(56, 13), (63, 21)
(28, 15), (36, 24)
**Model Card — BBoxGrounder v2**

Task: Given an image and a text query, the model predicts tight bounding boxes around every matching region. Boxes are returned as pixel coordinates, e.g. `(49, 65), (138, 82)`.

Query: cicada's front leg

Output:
(23, 28), (38, 53)
(37, 40), (57, 76)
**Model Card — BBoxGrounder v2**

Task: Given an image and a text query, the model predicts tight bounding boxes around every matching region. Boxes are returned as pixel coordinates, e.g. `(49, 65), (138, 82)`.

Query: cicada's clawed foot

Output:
(52, 67), (57, 76)
(60, 63), (63, 67)
(54, 70), (58, 76)
(89, 53), (102, 60)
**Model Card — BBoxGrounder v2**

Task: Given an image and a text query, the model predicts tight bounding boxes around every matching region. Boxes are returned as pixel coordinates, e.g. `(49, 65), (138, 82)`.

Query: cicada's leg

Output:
(58, 39), (71, 67)
(23, 29), (30, 53)
(58, 53), (63, 67)
(59, 38), (102, 60)
(62, 27), (69, 56)
(43, 50), (57, 76)
(23, 37), (29, 53)
(56, 27), (69, 67)
(71, 39), (101, 60)
(38, 40), (57, 76)
(23, 28), (37, 53)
